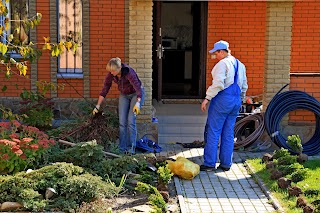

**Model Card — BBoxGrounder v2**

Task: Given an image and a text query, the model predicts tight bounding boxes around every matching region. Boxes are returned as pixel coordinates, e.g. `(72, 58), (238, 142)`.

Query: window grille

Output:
(58, 0), (82, 74)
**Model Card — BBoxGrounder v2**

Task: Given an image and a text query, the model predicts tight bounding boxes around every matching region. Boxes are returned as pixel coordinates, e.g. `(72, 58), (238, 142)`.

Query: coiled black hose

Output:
(264, 84), (320, 155)
(234, 113), (265, 150)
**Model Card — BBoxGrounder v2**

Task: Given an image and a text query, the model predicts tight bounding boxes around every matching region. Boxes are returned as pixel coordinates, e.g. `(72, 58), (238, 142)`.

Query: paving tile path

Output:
(157, 143), (276, 213)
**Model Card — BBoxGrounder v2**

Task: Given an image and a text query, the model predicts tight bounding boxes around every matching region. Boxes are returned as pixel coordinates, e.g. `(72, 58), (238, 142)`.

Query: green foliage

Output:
(49, 140), (105, 171)
(276, 155), (297, 165)
(305, 189), (319, 197)
(157, 164), (173, 185)
(135, 172), (155, 185)
(277, 163), (304, 176)
(247, 158), (320, 213)
(0, 162), (121, 211)
(290, 168), (308, 183)
(19, 88), (54, 130)
(58, 173), (120, 202)
(273, 147), (290, 160)
(96, 155), (148, 184)
(0, 120), (55, 174)
(286, 135), (303, 154)
(135, 182), (167, 212)
(0, 104), (26, 121)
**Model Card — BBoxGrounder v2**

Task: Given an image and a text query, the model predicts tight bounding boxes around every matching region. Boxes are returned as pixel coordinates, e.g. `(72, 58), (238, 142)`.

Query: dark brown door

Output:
(152, 1), (207, 100)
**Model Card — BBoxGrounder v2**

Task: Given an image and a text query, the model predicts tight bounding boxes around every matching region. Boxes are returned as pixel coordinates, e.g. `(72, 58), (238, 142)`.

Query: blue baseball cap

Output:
(209, 40), (229, 53)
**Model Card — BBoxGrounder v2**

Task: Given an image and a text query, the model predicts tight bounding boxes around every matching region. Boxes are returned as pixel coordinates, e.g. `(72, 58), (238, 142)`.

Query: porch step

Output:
(157, 114), (207, 144)
(158, 115), (207, 124)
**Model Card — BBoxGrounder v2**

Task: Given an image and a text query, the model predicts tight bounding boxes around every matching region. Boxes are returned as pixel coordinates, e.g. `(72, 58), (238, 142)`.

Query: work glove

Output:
(92, 105), (100, 115)
(133, 102), (141, 115)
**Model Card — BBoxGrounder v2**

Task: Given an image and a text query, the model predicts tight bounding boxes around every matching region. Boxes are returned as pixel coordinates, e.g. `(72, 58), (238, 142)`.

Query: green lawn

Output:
(246, 158), (320, 213)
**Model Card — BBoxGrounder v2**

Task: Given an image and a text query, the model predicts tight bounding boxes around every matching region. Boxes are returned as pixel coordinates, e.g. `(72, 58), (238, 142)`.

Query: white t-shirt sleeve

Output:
(205, 61), (227, 100)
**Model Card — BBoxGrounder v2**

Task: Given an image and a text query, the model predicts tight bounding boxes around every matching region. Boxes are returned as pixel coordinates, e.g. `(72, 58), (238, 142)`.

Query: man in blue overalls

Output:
(200, 40), (248, 171)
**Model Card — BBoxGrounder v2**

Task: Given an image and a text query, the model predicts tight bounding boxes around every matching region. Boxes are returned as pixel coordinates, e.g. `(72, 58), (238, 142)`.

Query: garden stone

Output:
(266, 161), (276, 170)
(277, 177), (291, 189)
(262, 153), (273, 163)
(296, 196), (308, 208)
(288, 186), (304, 197)
(159, 191), (170, 203)
(270, 169), (283, 180)
(298, 153), (308, 164)
(303, 205), (315, 213)
(0, 202), (23, 211)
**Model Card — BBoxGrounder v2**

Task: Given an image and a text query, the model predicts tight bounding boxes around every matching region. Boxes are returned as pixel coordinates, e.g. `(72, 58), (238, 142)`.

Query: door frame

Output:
(152, 1), (208, 100)
(152, 1), (162, 101)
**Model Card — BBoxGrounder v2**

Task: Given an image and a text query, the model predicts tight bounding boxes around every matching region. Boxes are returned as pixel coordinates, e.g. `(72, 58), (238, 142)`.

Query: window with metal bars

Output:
(0, 0), (29, 46)
(58, 0), (83, 76)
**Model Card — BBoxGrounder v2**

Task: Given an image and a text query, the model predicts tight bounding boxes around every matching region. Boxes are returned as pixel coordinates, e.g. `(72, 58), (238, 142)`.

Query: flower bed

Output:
(0, 120), (55, 174)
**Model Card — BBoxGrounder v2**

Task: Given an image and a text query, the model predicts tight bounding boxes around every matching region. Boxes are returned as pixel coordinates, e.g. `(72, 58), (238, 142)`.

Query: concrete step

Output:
(158, 123), (205, 135)
(158, 134), (204, 144)
(157, 115), (207, 124)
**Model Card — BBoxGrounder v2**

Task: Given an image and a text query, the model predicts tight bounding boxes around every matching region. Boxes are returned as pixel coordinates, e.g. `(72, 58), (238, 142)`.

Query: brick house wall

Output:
(207, 1), (266, 98)
(289, 0), (320, 123)
(1, 0), (319, 127)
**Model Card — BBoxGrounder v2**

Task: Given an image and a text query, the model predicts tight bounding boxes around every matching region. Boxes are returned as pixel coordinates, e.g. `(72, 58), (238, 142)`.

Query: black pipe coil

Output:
(234, 113), (265, 150)
(264, 84), (320, 155)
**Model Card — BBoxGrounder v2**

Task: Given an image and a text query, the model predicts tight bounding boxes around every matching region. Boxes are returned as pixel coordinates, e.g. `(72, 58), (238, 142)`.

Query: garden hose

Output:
(234, 113), (265, 150)
(264, 84), (320, 155)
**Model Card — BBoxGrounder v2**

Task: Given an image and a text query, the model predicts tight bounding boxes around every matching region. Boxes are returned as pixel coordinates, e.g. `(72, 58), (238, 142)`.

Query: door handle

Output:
(156, 44), (164, 59)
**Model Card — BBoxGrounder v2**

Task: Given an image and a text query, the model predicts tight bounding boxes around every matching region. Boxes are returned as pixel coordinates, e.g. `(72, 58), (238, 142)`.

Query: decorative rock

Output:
(45, 187), (57, 199)
(270, 169), (283, 180)
(0, 202), (23, 211)
(298, 153), (308, 164)
(262, 153), (273, 163)
(303, 204), (315, 213)
(266, 161), (276, 170)
(277, 177), (291, 189)
(145, 153), (157, 165)
(132, 204), (154, 213)
(157, 182), (168, 191)
(297, 196), (308, 208)
(288, 186), (304, 197)
(159, 191), (169, 203)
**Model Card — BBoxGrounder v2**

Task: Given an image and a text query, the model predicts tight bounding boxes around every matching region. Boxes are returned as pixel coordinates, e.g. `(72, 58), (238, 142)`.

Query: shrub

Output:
(273, 147), (290, 160)
(304, 189), (319, 197)
(286, 135), (303, 154)
(0, 162), (121, 212)
(0, 120), (55, 174)
(135, 182), (167, 212)
(19, 89), (54, 130)
(277, 155), (298, 165)
(291, 168), (308, 183)
(157, 164), (173, 185)
(277, 163), (304, 176)
(49, 140), (105, 170)
(95, 155), (148, 184)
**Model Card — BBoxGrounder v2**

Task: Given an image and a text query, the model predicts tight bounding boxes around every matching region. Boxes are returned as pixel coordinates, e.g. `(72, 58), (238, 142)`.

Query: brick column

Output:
(263, 2), (293, 109)
(29, 0), (37, 93)
(82, 0), (90, 98)
(128, 0), (153, 123)
(50, 0), (58, 98)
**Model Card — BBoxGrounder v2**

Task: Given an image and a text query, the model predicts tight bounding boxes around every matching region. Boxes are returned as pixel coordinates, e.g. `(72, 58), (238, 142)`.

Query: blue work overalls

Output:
(203, 59), (241, 169)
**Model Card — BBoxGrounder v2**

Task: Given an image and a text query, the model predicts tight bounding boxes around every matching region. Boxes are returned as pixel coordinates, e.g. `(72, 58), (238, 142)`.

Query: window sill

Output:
(57, 73), (84, 79)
